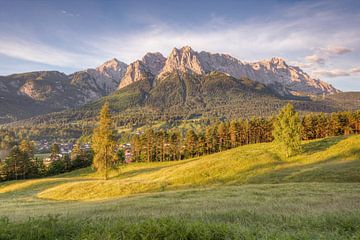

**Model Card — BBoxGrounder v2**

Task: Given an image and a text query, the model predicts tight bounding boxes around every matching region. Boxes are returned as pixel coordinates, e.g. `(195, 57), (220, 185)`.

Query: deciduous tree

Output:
(273, 104), (302, 157)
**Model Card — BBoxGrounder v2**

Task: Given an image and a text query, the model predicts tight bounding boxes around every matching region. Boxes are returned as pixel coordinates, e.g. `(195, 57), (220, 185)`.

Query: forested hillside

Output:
(3, 72), (360, 140)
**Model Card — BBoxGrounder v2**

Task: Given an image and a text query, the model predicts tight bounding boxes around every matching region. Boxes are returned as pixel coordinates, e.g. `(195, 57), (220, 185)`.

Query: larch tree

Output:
(92, 102), (117, 180)
(229, 120), (239, 148)
(273, 104), (302, 157)
(185, 130), (197, 158)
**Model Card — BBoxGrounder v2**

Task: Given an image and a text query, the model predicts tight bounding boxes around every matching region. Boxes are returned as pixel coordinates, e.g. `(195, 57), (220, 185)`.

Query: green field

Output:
(1, 135), (360, 239)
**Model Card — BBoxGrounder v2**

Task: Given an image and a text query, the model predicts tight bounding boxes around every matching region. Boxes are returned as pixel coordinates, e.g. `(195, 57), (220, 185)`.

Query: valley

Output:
(1, 1), (359, 238)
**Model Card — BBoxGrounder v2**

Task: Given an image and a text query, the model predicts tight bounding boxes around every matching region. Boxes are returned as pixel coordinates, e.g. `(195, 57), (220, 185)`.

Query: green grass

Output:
(1, 135), (360, 239)
(33, 135), (360, 201)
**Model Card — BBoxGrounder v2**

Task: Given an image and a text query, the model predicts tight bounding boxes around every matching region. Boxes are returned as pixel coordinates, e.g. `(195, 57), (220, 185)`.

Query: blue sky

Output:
(0, 0), (359, 91)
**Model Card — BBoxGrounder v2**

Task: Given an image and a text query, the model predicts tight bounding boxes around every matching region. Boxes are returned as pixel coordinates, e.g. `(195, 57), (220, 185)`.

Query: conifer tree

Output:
(19, 140), (34, 179)
(217, 122), (227, 151)
(131, 134), (141, 162)
(144, 129), (155, 162)
(273, 104), (302, 157)
(92, 102), (117, 180)
(205, 126), (213, 154)
(6, 146), (22, 180)
(169, 130), (181, 160)
(185, 130), (197, 158)
(229, 120), (239, 148)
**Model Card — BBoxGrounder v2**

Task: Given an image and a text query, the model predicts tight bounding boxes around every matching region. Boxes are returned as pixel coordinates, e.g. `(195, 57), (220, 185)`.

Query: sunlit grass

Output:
(26, 134), (360, 201)
(1, 135), (360, 239)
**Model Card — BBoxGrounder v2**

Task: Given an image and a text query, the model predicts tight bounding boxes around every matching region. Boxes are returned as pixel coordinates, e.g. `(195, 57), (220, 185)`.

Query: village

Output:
(35, 139), (133, 166)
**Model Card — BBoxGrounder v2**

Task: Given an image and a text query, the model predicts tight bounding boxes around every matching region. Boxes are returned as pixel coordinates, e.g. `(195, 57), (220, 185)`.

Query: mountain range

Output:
(0, 46), (343, 124)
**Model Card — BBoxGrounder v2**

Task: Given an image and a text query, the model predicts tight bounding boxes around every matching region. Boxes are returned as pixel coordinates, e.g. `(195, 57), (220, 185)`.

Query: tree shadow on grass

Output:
(246, 147), (360, 184)
(301, 136), (345, 155)
(112, 160), (194, 179)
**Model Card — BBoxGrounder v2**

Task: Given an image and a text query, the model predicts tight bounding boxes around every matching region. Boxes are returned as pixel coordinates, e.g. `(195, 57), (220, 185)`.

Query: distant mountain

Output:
(0, 59), (128, 123)
(155, 46), (338, 94)
(0, 46), (341, 124)
(70, 58), (128, 100)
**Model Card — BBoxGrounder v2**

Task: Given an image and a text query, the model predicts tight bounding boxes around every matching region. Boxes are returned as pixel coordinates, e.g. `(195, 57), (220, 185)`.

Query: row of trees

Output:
(130, 117), (274, 162)
(128, 109), (360, 163)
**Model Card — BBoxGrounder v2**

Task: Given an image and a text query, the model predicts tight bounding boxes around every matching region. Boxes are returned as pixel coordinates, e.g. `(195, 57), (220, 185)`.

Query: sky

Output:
(0, 0), (359, 91)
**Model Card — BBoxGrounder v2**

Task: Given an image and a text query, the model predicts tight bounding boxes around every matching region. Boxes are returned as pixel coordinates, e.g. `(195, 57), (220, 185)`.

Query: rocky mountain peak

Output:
(156, 46), (339, 94)
(118, 60), (153, 89)
(269, 57), (288, 68)
(95, 58), (127, 79)
(158, 46), (204, 78)
(142, 52), (166, 75)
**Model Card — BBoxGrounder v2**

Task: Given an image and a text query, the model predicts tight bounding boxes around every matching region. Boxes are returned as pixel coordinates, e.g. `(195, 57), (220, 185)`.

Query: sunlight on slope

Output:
(31, 135), (360, 201)
(0, 179), (57, 194)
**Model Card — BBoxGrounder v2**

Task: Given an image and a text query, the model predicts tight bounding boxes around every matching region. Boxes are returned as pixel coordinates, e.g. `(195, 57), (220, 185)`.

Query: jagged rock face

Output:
(16, 71), (70, 102)
(73, 58), (127, 96)
(118, 60), (154, 89)
(142, 52), (166, 75)
(197, 51), (250, 78)
(69, 72), (103, 103)
(246, 58), (338, 94)
(157, 46), (205, 79)
(157, 46), (339, 94)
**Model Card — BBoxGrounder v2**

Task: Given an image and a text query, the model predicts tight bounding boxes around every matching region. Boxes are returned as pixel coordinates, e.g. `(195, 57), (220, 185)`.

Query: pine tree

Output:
(205, 126), (213, 154)
(169, 130), (181, 160)
(144, 129), (155, 162)
(185, 130), (197, 158)
(273, 104), (302, 157)
(6, 146), (22, 180)
(229, 120), (239, 148)
(217, 122), (227, 151)
(92, 102), (117, 180)
(19, 140), (34, 179)
(131, 134), (141, 162)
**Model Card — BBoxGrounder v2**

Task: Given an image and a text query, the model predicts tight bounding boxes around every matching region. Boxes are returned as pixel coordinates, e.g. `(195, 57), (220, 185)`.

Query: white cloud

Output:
(0, 0), (358, 76)
(305, 55), (326, 65)
(313, 69), (351, 78)
(304, 46), (352, 67)
(351, 67), (360, 74)
(0, 36), (101, 68)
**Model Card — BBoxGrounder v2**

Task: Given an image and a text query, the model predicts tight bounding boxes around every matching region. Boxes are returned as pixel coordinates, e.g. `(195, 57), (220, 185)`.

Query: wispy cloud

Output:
(313, 69), (351, 78)
(351, 67), (360, 73)
(304, 46), (352, 66)
(0, 36), (102, 68)
(0, 0), (358, 85)
(313, 65), (360, 78)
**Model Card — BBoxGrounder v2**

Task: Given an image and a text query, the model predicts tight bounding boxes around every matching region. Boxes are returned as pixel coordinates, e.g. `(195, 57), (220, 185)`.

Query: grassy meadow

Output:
(1, 135), (360, 239)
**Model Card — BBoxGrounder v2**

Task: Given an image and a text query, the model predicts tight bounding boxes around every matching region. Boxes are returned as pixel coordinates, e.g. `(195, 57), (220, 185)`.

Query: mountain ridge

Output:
(0, 46), (341, 123)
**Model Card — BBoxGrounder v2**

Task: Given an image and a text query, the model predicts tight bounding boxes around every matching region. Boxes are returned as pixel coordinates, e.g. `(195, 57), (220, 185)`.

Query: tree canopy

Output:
(273, 104), (302, 157)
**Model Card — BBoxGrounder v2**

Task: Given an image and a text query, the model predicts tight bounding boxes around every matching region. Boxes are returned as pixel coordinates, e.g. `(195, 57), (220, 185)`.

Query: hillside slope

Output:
(1, 134), (359, 201)
(1, 135), (360, 239)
